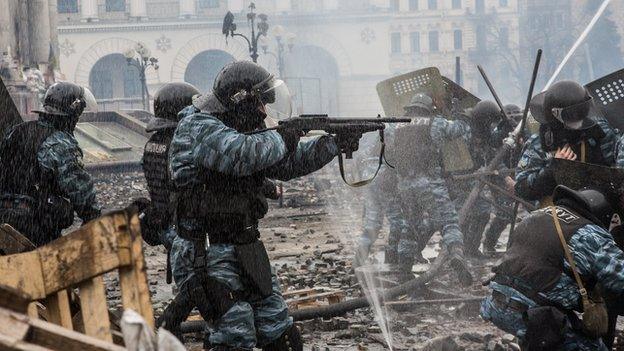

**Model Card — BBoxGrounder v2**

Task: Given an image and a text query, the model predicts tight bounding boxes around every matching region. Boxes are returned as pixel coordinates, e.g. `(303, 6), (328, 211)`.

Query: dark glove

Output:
(277, 128), (301, 153)
(262, 179), (280, 200)
(128, 197), (151, 214)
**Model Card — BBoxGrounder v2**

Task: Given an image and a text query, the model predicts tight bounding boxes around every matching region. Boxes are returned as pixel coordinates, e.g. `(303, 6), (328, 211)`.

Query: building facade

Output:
(57, 0), (521, 116)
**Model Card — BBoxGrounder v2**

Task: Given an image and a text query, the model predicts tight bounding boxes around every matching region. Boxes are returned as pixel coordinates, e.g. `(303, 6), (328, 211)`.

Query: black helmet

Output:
(535, 80), (595, 130)
(472, 100), (501, 125)
(35, 82), (97, 118)
(194, 61), (281, 113)
(403, 93), (434, 116)
(470, 100), (500, 139)
(503, 104), (523, 124)
(553, 185), (614, 229)
(153, 82), (200, 121)
(34, 82), (97, 132)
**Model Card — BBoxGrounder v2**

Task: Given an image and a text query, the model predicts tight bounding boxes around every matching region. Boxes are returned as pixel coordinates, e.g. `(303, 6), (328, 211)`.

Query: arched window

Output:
(89, 54), (141, 99)
(184, 50), (235, 93)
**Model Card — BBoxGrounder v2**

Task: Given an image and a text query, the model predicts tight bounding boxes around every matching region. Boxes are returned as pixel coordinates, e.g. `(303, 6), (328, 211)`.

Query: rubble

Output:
(89, 169), (517, 350)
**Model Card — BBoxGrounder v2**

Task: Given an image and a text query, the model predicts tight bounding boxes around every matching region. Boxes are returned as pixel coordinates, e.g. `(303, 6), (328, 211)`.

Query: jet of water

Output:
(356, 263), (394, 351)
(543, 0), (612, 90)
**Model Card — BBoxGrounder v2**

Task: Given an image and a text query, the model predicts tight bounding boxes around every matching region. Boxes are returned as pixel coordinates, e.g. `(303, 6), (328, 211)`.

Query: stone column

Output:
(0, 1), (16, 54)
(179, 0), (195, 18)
(27, 0), (50, 65)
(81, 0), (99, 22)
(130, 0), (148, 19)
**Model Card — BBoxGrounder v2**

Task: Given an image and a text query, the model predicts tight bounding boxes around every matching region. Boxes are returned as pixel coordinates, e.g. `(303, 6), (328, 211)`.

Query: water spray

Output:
(543, 0), (612, 90)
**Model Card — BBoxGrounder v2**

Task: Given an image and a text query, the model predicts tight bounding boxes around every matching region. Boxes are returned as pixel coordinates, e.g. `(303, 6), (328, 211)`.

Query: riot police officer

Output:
(515, 80), (618, 205)
(140, 82), (200, 249)
(449, 100), (498, 257)
(481, 185), (624, 350)
(482, 104), (524, 255)
(167, 61), (339, 350)
(391, 92), (473, 285)
(0, 82), (101, 246)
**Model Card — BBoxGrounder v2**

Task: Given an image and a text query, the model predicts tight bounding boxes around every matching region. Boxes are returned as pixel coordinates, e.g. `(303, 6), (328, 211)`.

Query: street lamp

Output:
(259, 25), (296, 78)
(222, 2), (269, 63)
(124, 42), (159, 112)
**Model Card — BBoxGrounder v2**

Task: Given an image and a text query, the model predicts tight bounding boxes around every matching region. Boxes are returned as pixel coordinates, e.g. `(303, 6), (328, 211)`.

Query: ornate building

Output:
(57, 0), (521, 116)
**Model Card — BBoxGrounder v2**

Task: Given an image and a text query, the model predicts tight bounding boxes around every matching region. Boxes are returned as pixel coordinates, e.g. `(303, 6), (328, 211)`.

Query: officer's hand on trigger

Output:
(277, 128), (302, 153)
(554, 144), (577, 161)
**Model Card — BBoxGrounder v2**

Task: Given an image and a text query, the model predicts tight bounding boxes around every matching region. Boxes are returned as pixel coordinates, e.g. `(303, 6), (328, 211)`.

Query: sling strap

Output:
(550, 206), (589, 304)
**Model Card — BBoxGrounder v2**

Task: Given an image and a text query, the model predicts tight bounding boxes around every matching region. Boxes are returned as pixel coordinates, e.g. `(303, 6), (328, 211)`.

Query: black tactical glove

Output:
(277, 128), (301, 153)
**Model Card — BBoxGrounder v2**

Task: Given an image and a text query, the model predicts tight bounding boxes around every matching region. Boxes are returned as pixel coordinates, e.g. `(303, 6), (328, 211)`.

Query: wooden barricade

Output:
(0, 284), (125, 351)
(0, 210), (153, 343)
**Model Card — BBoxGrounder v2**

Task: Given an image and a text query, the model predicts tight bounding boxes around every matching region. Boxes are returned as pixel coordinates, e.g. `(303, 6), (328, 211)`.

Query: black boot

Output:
(448, 244), (473, 286)
(483, 216), (507, 256)
(262, 325), (304, 351)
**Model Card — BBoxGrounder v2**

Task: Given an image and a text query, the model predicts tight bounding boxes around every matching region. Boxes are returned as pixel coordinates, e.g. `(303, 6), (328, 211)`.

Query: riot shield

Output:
(551, 158), (624, 194)
(376, 67), (480, 117)
(584, 69), (624, 130)
(0, 77), (23, 138)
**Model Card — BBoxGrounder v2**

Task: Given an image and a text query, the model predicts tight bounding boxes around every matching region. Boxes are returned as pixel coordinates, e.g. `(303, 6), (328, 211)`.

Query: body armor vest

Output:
(0, 121), (57, 197)
(539, 124), (607, 166)
(494, 206), (592, 294)
(176, 170), (268, 242)
(143, 130), (174, 215)
(390, 118), (438, 176)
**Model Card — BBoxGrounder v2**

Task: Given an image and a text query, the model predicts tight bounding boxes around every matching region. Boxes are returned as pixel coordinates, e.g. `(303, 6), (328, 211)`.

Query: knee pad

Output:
(262, 325), (303, 351)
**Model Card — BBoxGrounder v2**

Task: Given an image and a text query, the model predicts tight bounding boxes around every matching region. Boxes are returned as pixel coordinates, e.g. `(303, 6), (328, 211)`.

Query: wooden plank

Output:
(29, 317), (125, 351)
(0, 305), (30, 342)
(78, 277), (112, 343)
(0, 284), (31, 314)
(0, 224), (36, 255)
(118, 214), (153, 327)
(0, 251), (45, 300)
(38, 213), (133, 296)
(44, 290), (73, 330)
(282, 288), (318, 298)
(27, 304), (38, 319)
(0, 334), (54, 351)
(287, 291), (345, 305)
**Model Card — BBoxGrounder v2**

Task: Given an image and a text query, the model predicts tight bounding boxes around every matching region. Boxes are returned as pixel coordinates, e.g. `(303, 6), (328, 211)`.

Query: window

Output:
(105, 0), (125, 12)
(476, 0), (484, 13)
(390, 0), (400, 12)
(123, 66), (141, 98)
(454, 30), (463, 50)
(409, 0), (419, 11)
(428, 0), (437, 10)
(476, 25), (487, 50)
(57, 0), (78, 13)
(410, 32), (420, 52)
(452, 0), (461, 9)
(391, 33), (402, 54)
(499, 27), (509, 48)
(429, 31), (439, 52)
(198, 0), (220, 8)
(499, 0), (508, 7)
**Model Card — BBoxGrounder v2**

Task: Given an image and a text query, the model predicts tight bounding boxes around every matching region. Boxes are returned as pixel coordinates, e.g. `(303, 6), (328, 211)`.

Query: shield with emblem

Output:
(551, 158), (624, 194)
(376, 67), (480, 118)
(584, 69), (624, 131)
